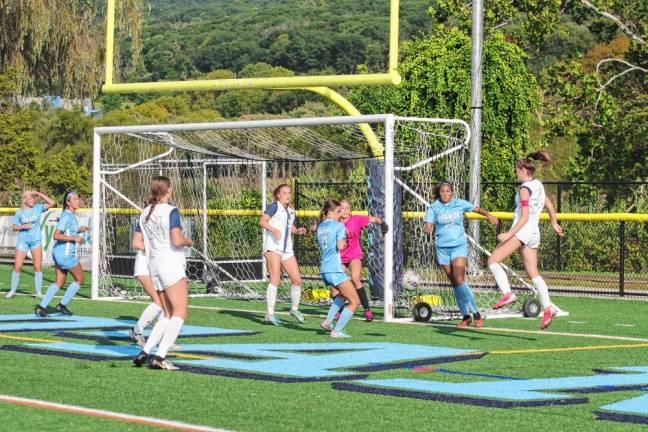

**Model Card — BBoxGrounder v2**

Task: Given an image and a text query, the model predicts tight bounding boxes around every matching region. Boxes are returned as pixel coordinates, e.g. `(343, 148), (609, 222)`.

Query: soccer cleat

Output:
(492, 292), (517, 310)
(289, 309), (306, 323)
(320, 319), (333, 332)
(474, 318), (485, 328)
(363, 309), (374, 322)
(149, 356), (179, 371)
(128, 328), (146, 348)
(34, 305), (48, 317)
(5, 291), (15, 299)
(330, 330), (351, 338)
(133, 351), (148, 367)
(264, 314), (283, 326)
(55, 303), (73, 316)
(34, 292), (43, 299)
(540, 307), (553, 330)
(457, 316), (472, 328)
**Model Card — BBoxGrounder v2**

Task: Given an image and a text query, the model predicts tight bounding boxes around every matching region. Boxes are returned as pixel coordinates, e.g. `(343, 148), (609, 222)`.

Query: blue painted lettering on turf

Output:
(0, 314), (250, 337)
(25, 341), (476, 378)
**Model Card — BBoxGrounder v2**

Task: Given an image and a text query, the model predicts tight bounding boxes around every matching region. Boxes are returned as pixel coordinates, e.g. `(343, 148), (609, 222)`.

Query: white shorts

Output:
(264, 249), (295, 262)
(149, 256), (187, 291)
(133, 253), (149, 277)
(515, 230), (541, 249)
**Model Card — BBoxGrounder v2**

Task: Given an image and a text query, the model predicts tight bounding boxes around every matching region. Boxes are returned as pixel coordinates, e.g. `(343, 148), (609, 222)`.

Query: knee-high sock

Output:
(60, 282), (80, 306)
(457, 283), (479, 314)
(156, 316), (184, 358)
(40, 283), (60, 308)
(532, 276), (551, 309)
(452, 286), (470, 316)
(333, 308), (354, 332)
(142, 317), (169, 355)
(290, 285), (301, 312)
(488, 263), (511, 294)
(134, 303), (163, 334)
(326, 296), (346, 323)
(9, 271), (20, 294)
(34, 272), (43, 295)
(356, 286), (370, 310)
(266, 284), (278, 315)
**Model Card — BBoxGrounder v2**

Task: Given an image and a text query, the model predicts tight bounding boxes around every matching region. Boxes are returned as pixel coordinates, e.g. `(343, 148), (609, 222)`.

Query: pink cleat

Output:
(540, 307), (553, 330)
(363, 309), (374, 322)
(492, 292), (517, 310)
(320, 319), (333, 332)
(457, 317), (472, 328)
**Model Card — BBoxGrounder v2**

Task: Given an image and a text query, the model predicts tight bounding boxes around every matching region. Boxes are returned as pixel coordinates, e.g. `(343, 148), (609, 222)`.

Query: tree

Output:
(349, 30), (541, 188)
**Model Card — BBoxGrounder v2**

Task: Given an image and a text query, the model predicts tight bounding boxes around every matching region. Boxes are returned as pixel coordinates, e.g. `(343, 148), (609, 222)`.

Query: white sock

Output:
(290, 285), (301, 311)
(134, 303), (163, 334)
(266, 284), (278, 315)
(532, 276), (551, 309)
(156, 316), (184, 359)
(142, 317), (169, 355)
(488, 263), (511, 294)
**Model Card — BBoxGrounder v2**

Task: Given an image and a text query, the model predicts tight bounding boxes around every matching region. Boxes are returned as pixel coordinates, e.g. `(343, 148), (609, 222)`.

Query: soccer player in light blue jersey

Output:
(317, 199), (360, 338)
(35, 192), (88, 317)
(6, 191), (54, 299)
(423, 181), (498, 328)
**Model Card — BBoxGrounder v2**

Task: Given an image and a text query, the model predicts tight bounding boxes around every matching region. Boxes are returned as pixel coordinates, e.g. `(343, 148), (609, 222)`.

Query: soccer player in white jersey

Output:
(487, 151), (564, 329)
(127, 230), (163, 348)
(132, 176), (193, 370)
(7, 190), (54, 299)
(35, 192), (89, 317)
(317, 199), (360, 338)
(259, 184), (307, 325)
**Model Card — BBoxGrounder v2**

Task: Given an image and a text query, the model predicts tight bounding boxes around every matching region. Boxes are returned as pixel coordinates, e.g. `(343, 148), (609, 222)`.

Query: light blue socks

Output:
(326, 296), (346, 322)
(60, 282), (80, 306)
(333, 308), (354, 332)
(34, 272), (43, 296)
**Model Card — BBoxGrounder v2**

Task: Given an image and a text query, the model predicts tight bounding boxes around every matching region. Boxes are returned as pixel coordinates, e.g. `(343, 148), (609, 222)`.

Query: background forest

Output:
(0, 0), (646, 209)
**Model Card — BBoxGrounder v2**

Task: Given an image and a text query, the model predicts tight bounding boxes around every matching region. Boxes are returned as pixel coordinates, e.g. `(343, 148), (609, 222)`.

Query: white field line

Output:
(0, 394), (231, 432)
(6, 292), (648, 343)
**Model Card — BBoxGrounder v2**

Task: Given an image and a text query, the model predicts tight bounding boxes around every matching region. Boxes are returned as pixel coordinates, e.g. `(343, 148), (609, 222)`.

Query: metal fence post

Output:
(556, 183), (563, 271)
(619, 221), (626, 297)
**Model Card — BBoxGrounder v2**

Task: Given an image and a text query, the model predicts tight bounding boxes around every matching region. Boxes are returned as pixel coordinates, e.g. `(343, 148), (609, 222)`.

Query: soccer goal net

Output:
(92, 114), (537, 321)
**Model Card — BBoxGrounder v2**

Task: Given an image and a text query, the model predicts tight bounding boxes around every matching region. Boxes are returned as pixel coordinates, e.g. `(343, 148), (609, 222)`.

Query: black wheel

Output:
(413, 302), (433, 322)
(523, 298), (541, 317)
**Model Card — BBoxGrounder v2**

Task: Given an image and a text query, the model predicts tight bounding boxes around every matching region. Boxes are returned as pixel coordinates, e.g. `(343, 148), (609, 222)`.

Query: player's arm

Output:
(291, 219), (306, 236)
(33, 191), (55, 209)
(170, 209), (192, 247)
(132, 231), (145, 251)
(336, 238), (347, 250)
(473, 207), (499, 225)
(259, 203), (281, 240)
(499, 188), (529, 242)
(422, 205), (435, 234)
(12, 210), (29, 231)
(53, 229), (84, 244)
(336, 225), (347, 250)
(544, 195), (564, 237)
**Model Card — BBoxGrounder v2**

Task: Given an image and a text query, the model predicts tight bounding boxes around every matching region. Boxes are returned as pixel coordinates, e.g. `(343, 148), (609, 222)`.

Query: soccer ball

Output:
(401, 270), (421, 291)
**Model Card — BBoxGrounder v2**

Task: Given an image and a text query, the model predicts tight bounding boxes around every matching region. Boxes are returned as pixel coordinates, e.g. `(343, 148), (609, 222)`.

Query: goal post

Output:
(93, 114), (539, 321)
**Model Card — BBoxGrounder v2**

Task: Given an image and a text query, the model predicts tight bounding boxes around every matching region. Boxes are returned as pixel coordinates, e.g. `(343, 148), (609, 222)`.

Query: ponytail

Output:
(516, 150), (552, 176)
(146, 176), (171, 222)
(320, 199), (341, 221)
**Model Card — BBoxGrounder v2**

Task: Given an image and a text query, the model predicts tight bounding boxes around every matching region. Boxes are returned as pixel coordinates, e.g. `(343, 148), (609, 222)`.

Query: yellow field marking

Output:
(172, 352), (216, 361)
(491, 342), (648, 355)
(0, 394), (228, 431)
(0, 333), (60, 344)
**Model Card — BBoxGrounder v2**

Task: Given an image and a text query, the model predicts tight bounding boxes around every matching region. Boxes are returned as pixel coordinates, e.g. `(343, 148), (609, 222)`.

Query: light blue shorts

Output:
(321, 272), (349, 288)
(16, 237), (41, 253)
(436, 243), (468, 266)
(53, 249), (79, 270)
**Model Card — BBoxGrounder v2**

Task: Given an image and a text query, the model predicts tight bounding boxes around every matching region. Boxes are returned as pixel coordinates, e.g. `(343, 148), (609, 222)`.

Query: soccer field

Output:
(1, 265), (647, 432)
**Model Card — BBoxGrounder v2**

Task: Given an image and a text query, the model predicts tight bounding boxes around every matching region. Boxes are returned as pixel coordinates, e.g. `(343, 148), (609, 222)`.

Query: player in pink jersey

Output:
(335, 199), (387, 321)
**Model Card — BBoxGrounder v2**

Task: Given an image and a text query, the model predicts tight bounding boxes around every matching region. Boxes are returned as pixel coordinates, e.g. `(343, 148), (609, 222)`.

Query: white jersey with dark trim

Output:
(139, 203), (186, 274)
(513, 179), (546, 234)
(263, 201), (296, 254)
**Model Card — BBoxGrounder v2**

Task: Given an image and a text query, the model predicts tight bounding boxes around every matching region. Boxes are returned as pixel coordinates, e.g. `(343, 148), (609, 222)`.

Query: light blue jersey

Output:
(13, 203), (45, 243)
(53, 210), (80, 259)
(423, 198), (475, 247)
(317, 219), (346, 274)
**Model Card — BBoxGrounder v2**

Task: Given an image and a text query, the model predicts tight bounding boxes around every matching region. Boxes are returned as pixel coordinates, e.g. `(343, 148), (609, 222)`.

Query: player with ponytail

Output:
(488, 151), (564, 329)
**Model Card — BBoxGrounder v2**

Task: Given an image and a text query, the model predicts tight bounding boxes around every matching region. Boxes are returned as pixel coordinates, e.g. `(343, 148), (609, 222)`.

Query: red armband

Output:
(521, 200), (529, 207)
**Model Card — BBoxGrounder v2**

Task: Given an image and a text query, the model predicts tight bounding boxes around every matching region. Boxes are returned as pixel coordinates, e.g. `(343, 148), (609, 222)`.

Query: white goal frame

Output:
(92, 114), (472, 321)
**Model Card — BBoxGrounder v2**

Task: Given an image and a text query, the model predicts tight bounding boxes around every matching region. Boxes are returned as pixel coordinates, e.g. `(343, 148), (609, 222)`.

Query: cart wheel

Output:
(413, 302), (433, 322)
(523, 298), (541, 317)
